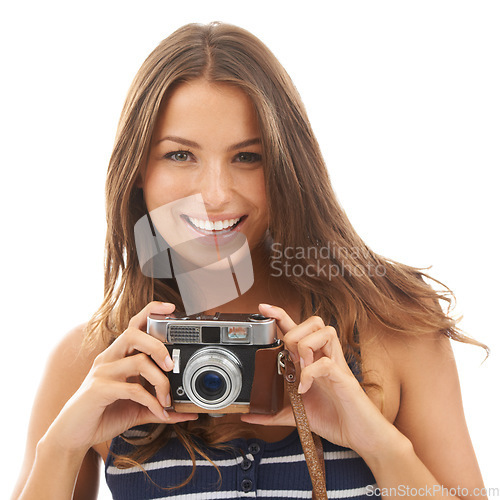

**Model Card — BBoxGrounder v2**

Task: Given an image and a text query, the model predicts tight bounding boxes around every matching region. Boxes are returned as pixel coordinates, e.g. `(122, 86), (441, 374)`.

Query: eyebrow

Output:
(156, 135), (261, 152)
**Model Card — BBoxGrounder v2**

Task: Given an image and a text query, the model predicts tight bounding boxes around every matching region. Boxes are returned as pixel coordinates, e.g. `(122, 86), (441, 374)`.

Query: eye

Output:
(164, 150), (193, 162)
(234, 152), (262, 163)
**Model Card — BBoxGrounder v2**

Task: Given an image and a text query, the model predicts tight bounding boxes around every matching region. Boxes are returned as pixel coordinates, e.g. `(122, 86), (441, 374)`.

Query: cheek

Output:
(143, 168), (185, 211)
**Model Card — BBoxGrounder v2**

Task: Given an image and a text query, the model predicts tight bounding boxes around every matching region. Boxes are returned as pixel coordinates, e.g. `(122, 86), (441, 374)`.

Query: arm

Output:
(11, 325), (102, 500)
(362, 331), (486, 499)
(243, 304), (486, 500)
(12, 302), (198, 500)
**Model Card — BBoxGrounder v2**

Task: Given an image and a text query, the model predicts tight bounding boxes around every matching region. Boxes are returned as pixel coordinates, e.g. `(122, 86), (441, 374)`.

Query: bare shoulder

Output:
(47, 323), (103, 378)
(361, 320), (485, 491)
(361, 320), (455, 386)
(359, 318), (457, 424)
(38, 324), (104, 417)
(29, 323), (103, 434)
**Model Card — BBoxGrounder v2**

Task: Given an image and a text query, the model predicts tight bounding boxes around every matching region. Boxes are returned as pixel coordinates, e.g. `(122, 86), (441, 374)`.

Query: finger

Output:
(102, 380), (169, 422)
(99, 380), (196, 424)
(99, 326), (173, 372)
(98, 353), (172, 407)
(298, 356), (352, 394)
(282, 316), (327, 358)
(296, 326), (337, 366)
(128, 301), (176, 331)
(258, 304), (297, 336)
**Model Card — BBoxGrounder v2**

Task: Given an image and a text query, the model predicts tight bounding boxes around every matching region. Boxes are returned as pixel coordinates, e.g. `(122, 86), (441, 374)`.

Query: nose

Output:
(198, 162), (234, 210)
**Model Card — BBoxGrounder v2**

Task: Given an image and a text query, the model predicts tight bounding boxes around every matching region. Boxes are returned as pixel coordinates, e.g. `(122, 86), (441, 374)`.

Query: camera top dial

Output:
(248, 313), (269, 321)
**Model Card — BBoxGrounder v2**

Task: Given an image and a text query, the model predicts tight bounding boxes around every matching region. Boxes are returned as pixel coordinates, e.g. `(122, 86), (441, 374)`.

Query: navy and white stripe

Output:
(105, 428), (377, 499)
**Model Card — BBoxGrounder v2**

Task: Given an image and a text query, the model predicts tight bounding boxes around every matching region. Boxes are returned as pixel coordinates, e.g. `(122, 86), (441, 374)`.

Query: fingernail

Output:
(297, 382), (305, 394)
(162, 302), (174, 308)
(163, 408), (171, 420)
(300, 357), (305, 369)
(259, 303), (273, 309)
(164, 355), (174, 371)
(165, 393), (171, 407)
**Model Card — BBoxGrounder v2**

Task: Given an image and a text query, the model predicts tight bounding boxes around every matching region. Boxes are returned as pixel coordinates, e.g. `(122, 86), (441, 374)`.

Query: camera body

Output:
(147, 312), (284, 414)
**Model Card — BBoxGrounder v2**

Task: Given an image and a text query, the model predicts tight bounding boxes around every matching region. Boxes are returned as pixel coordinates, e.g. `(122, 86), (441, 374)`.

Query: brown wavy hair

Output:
(85, 21), (487, 487)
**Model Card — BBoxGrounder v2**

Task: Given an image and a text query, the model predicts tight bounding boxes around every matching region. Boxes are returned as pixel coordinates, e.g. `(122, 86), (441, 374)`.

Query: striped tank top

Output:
(106, 425), (377, 499)
(105, 308), (377, 498)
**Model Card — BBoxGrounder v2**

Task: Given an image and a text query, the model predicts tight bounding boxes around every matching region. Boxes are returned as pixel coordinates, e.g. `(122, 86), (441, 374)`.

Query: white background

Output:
(1, 1), (498, 497)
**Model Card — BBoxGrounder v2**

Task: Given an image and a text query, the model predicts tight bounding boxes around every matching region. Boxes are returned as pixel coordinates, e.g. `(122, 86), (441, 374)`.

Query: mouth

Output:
(181, 215), (247, 236)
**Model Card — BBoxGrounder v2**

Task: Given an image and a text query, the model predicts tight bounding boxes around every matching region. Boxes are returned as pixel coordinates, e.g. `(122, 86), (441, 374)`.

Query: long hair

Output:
(85, 21), (487, 484)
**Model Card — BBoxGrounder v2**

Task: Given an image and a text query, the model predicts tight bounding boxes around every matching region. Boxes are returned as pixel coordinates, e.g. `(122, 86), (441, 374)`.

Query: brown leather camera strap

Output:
(279, 350), (327, 500)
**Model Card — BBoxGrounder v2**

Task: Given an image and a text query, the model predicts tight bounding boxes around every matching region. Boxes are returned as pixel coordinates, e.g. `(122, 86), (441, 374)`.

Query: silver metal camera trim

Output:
(147, 314), (277, 345)
(182, 347), (243, 410)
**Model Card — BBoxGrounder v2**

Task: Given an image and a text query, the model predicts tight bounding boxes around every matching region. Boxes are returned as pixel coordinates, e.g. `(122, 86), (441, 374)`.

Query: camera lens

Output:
(183, 347), (242, 410)
(195, 371), (227, 400)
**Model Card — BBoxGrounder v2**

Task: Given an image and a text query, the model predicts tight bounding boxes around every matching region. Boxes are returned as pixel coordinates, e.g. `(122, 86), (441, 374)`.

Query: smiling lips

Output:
(183, 215), (246, 235)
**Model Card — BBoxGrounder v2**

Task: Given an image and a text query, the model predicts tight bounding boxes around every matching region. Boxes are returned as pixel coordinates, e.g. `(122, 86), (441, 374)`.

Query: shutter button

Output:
(240, 458), (252, 471)
(248, 443), (260, 454)
(241, 479), (253, 492)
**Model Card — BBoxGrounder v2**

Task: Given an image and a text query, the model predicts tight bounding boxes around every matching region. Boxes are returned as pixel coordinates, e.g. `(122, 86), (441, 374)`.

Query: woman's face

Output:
(141, 79), (268, 268)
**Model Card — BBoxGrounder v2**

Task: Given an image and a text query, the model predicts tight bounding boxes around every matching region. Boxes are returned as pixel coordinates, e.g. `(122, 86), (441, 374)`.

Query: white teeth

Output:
(187, 216), (241, 231)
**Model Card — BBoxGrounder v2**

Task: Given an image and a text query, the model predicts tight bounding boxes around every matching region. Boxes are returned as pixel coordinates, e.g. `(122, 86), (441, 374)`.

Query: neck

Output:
(203, 242), (302, 322)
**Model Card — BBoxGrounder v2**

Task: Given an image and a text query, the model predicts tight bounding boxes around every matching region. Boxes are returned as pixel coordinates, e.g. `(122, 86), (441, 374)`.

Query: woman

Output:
(13, 22), (487, 499)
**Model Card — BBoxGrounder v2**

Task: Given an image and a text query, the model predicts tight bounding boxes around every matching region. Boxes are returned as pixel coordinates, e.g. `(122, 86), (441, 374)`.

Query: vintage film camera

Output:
(147, 312), (284, 415)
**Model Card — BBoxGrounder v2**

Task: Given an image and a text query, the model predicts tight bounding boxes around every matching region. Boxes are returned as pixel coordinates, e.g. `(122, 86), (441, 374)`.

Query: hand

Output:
(45, 301), (198, 455)
(241, 304), (395, 456)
